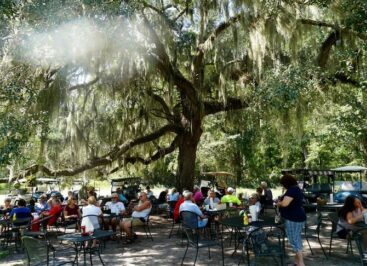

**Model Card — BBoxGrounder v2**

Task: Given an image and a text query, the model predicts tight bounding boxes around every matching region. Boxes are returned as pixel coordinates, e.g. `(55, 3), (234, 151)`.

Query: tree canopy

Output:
(0, 0), (367, 189)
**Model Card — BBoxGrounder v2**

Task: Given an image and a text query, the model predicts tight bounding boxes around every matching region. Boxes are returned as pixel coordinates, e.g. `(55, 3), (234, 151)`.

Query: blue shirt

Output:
(179, 200), (203, 216)
(279, 186), (306, 222)
(35, 202), (49, 213)
(9, 207), (31, 220)
(118, 193), (128, 203)
(169, 192), (179, 201)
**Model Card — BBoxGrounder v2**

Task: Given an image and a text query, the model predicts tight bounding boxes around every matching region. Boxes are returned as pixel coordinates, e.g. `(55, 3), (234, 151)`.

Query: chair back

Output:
(22, 236), (51, 265)
(82, 214), (101, 231)
(12, 217), (32, 228)
(354, 228), (367, 265)
(180, 211), (199, 229)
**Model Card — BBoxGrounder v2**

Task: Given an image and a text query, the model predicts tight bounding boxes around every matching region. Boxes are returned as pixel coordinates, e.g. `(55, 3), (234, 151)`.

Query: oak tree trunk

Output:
(176, 118), (202, 192)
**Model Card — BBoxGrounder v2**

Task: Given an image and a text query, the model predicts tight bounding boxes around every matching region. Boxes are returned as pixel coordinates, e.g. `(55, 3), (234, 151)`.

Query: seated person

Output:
(81, 196), (102, 248)
(40, 198), (63, 227)
(116, 188), (128, 204)
(120, 192), (152, 243)
(0, 198), (13, 217)
(260, 181), (273, 206)
(27, 199), (36, 213)
(248, 193), (262, 216)
(193, 186), (204, 205)
(104, 193), (125, 232)
(221, 187), (241, 206)
(64, 191), (75, 202)
(64, 197), (81, 228)
(9, 199), (31, 224)
(173, 195), (185, 222)
(168, 188), (180, 202)
(146, 186), (154, 199)
(81, 196), (102, 230)
(157, 189), (168, 204)
(203, 190), (220, 207)
(179, 190), (208, 228)
(337, 196), (367, 238)
(157, 189), (169, 209)
(35, 194), (49, 213)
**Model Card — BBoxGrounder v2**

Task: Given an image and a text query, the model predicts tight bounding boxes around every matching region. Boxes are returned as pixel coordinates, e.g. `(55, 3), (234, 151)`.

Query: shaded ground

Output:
(0, 214), (361, 266)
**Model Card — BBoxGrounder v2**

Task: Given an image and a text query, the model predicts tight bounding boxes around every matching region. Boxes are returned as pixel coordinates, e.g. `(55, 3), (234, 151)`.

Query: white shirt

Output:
(81, 204), (102, 229)
(105, 201), (125, 215)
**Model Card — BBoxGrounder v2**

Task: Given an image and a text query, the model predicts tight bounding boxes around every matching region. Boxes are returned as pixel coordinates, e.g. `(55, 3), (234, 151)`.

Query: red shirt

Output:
(48, 205), (62, 225)
(173, 197), (185, 221)
(65, 204), (80, 218)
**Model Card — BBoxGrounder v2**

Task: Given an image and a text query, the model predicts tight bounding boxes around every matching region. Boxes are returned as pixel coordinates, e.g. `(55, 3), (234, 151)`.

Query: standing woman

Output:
(277, 174), (306, 266)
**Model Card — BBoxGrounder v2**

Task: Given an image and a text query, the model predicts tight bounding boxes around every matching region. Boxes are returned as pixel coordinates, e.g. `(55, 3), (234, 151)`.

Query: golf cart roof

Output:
(281, 169), (335, 176)
(110, 177), (143, 185)
(331, 166), (367, 172)
(37, 178), (60, 183)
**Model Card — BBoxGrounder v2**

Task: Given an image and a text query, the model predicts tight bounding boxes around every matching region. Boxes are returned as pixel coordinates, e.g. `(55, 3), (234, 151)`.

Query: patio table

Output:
(58, 229), (115, 266)
(219, 216), (278, 254)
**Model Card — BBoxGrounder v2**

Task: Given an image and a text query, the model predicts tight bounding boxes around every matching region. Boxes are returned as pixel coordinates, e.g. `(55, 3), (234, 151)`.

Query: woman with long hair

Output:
(277, 174), (306, 266)
(337, 196), (366, 238)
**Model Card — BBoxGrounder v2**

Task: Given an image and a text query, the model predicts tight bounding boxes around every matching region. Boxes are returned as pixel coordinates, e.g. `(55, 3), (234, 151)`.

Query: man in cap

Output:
(220, 187), (241, 206)
(35, 194), (50, 213)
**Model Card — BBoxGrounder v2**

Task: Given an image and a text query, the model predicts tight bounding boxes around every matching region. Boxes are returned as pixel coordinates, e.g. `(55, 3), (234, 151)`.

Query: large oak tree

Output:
(1, 0), (367, 190)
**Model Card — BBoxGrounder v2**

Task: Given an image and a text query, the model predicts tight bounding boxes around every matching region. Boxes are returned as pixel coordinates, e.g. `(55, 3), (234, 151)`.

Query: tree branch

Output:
(141, 12), (199, 109)
(14, 124), (181, 180)
(317, 31), (340, 68)
(299, 18), (367, 41)
(146, 89), (173, 120)
(204, 97), (249, 116)
(69, 77), (99, 91)
(108, 135), (179, 174)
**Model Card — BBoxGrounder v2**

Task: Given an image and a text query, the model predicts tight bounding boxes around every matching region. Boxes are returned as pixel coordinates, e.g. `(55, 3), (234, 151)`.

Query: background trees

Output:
(0, 0), (366, 189)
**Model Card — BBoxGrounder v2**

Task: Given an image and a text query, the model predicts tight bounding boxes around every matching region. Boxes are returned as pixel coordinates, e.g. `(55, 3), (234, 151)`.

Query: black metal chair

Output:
(167, 201), (181, 239)
(241, 225), (285, 266)
(180, 210), (224, 266)
(10, 216), (32, 250)
(328, 212), (354, 255)
(304, 212), (327, 258)
(354, 228), (367, 265)
(131, 214), (154, 241)
(22, 236), (73, 266)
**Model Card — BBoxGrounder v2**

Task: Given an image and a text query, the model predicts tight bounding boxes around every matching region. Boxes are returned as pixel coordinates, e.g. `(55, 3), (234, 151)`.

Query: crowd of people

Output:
(0, 185), (154, 245)
(4, 175), (367, 266)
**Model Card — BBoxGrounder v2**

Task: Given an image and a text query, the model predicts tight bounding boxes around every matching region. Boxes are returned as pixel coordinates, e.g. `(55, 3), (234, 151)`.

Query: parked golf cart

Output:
(281, 169), (335, 205)
(101, 177), (145, 206)
(199, 171), (236, 198)
(331, 165), (367, 204)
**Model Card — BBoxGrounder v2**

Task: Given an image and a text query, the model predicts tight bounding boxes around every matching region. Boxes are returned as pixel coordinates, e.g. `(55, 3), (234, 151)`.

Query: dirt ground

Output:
(0, 213), (362, 266)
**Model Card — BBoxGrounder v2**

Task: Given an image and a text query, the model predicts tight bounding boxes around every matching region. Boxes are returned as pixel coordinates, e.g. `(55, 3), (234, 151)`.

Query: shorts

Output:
(284, 219), (305, 253)
(124, 217), (145, 226)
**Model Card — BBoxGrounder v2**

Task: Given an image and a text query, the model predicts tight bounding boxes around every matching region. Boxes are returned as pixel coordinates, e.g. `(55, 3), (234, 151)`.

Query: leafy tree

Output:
(0, 0), (367, 190)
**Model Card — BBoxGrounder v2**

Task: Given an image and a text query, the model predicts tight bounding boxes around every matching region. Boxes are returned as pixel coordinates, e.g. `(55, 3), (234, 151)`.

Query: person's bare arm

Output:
(346, 211), (365, 224)
(134, 201), (151, 211)
(277, 196), (293, 208)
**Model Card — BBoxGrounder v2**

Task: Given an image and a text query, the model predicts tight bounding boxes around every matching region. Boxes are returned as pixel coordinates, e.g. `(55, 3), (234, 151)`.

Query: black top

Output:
(280, 186), (306, 222)
(157, 191), (168, 204)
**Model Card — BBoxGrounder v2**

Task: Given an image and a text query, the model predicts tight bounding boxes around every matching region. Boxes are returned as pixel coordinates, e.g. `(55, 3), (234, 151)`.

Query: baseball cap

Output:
(227, 187), (234, 193)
